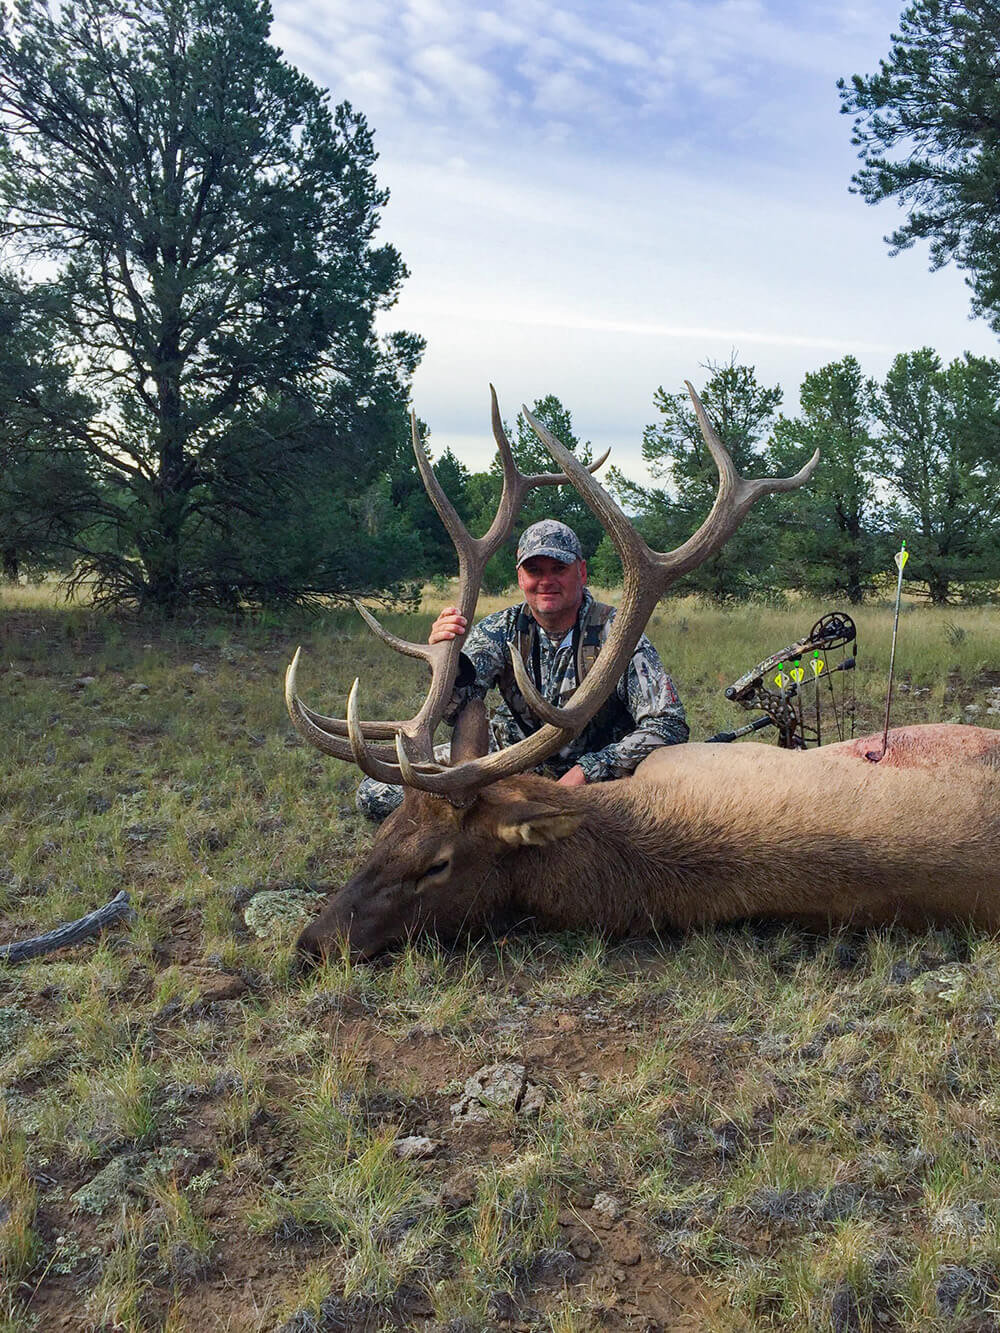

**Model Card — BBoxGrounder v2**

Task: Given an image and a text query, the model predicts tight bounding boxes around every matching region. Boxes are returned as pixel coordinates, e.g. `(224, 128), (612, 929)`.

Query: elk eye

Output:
(425, 859), (449, 877)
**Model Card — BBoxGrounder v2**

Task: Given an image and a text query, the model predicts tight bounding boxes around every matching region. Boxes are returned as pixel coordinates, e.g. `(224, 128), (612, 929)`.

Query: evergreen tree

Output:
(872, 348), (1000, 601)
(625, 358), (785, 601)
(840, 0), (1000, 329)
(770, 356), (888, 603)
(0, 0), (421, 610)
(0, 274), (94, 581)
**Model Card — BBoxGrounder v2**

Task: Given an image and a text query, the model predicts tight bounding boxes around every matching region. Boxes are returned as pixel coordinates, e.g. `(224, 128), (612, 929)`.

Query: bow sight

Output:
(707, 611), (858, 749)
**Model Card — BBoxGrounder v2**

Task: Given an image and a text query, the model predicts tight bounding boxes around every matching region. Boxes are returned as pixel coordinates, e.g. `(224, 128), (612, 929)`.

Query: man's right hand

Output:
(429, 606), (468, 645)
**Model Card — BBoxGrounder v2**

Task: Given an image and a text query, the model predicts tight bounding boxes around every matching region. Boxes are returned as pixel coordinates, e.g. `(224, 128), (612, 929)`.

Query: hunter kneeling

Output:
(357, 519), (689, 821)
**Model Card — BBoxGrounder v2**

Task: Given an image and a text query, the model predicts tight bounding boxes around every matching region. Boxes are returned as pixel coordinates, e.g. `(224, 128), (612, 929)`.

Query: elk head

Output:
(286, 385), (818, 960)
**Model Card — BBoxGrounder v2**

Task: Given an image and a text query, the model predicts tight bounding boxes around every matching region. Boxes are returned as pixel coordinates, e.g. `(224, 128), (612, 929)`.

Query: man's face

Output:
(516, 555), (587, 627)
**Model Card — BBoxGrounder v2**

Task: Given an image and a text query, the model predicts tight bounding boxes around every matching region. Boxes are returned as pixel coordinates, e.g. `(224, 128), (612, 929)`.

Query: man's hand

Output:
(557, 765), (588, 787)
(429, 606), (468, 645)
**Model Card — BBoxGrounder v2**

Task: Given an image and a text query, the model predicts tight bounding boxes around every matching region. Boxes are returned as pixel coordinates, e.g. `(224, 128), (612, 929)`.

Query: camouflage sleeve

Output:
(442, 608), (515, 726)
(575, 633), (688, 781)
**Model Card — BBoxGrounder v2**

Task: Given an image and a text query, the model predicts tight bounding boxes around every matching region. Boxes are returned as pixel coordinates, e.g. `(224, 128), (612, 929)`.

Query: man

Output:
(356, 519), (688, 820)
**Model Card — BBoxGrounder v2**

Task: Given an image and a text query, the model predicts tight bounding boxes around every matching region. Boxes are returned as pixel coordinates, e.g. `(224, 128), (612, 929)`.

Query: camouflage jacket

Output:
(444, 589), (688, 782)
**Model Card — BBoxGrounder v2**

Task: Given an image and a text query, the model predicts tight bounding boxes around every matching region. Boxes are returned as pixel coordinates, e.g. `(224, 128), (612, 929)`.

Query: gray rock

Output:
(393, 1135), (437, 1161)
(592, 1191), (623, 1225)
(450, 1062), (547, 1120)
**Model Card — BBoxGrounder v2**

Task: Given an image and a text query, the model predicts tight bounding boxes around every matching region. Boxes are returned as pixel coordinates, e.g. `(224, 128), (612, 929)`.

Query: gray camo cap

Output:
(516, 519), (583, 567)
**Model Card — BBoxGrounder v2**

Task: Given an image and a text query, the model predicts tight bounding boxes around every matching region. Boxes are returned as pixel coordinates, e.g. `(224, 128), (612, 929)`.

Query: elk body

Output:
(285, 386), (1000, 961)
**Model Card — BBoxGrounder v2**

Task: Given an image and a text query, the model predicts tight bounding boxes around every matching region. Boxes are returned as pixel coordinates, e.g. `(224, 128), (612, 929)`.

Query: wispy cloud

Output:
(273, 0), (904, 163)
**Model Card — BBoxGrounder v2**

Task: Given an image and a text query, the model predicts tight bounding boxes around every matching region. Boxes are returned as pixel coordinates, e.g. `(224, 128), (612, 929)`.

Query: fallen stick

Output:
(0, 890), (133, 963)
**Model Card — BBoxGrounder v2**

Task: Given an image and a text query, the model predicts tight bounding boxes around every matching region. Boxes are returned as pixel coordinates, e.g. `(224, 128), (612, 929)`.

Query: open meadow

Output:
(3, 586), (1000, 1332)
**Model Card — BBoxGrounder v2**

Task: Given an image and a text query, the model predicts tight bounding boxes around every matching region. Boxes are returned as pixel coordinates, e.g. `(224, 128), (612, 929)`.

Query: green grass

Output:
(1, 581), (999, 1329)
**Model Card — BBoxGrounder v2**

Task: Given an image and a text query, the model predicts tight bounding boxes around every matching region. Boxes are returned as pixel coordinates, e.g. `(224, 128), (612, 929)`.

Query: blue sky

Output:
(272, 0), (1000, 480)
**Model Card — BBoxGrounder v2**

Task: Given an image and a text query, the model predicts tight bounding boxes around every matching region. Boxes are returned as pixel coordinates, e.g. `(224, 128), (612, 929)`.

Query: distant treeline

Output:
(397, 351), (1000, 607)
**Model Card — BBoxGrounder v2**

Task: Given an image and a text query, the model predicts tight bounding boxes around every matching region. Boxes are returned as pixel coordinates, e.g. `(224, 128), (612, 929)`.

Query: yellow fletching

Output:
(811, 658), (824, 676)
(895, 547), (909, 571)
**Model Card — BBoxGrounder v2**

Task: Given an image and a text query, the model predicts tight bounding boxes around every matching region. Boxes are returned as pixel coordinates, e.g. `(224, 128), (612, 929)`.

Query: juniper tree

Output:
(0, 0), (420, 609)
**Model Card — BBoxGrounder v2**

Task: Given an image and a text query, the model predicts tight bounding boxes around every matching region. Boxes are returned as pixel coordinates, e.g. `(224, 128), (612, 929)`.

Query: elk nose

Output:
(295, 925), (327, 963)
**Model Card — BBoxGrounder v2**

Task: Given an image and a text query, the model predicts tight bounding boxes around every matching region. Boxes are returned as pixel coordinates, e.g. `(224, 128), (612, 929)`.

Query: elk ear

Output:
(495, 802), (585, 847)
(451, 698), (490, 763)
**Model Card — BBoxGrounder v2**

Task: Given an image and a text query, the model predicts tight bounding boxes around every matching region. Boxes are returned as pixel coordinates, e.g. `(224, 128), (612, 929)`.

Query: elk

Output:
(285, 387), (1000, 960)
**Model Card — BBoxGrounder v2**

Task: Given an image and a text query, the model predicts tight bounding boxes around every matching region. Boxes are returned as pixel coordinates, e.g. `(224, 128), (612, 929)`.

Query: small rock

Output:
(592, 1192), (623, 1226)
(190, 662), (208, 675)
(570, 1238), (592, 1260)
(72, 675), (97, 689)
(72, 1156), (137, 1215)
(577, 1071), (600, 1090)
(127, 682), (150, 694)
(519, 1081), (547, 1116)
(393, 1136), (437, 1161)
(450, 1062), (546, 1120)
(912, 964), (966, 1003)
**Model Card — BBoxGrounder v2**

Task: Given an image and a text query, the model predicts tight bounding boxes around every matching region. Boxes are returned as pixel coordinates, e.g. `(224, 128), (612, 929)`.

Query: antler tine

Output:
(346, 678), (413, 783)
(484, 385), (610, 532)
(354, 600), (435, 664)
(524, 447), (611, 488)
(285, 604), (432, 741)
(402, 385), (820, 794)
(285, 650), (403, 759)
(411, 412), (477, 596)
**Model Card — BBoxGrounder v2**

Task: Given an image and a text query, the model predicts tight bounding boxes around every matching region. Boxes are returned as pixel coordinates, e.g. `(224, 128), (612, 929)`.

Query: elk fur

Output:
(297, 724), (1000, 958)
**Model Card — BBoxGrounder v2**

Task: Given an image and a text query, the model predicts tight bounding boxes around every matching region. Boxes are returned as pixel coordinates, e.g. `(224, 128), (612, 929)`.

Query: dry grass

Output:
(1, 581), (1000, 1330)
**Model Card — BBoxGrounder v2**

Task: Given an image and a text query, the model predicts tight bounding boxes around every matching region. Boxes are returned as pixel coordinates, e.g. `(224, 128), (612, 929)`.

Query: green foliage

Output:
(452, 394), (601, 594)
(626, 357), (786, 601)
(0, 0), (421, 610)
(872, 349), (1000, 602)
(0, 273), (95, 581)
(770, 356), (889, 604)
(839, 0), (1000, 329)
(588, 532), (623, 588)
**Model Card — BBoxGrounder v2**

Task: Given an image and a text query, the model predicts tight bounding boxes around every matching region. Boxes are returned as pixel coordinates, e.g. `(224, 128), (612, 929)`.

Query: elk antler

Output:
(287, 382), (818, 800)
(384, 382), (818, 798)
(284, 386), (609, 779)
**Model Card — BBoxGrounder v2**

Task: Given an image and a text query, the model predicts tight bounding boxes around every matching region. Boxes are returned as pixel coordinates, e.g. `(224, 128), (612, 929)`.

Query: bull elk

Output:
(285, 387), (1000, 960)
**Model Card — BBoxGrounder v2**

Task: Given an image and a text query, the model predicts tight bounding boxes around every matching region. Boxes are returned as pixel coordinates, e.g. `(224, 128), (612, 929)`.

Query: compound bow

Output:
(707, 610), (858, 749)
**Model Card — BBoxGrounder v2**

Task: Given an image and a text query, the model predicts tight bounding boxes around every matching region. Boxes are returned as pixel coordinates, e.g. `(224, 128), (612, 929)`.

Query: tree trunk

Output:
(2, 546), (18, 583)
(927, 572), (951, 605)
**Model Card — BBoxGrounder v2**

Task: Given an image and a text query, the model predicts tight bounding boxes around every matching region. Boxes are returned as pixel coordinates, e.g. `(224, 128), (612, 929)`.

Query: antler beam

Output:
(379, 383), (818, 798)
(285, 387), (609, 773)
